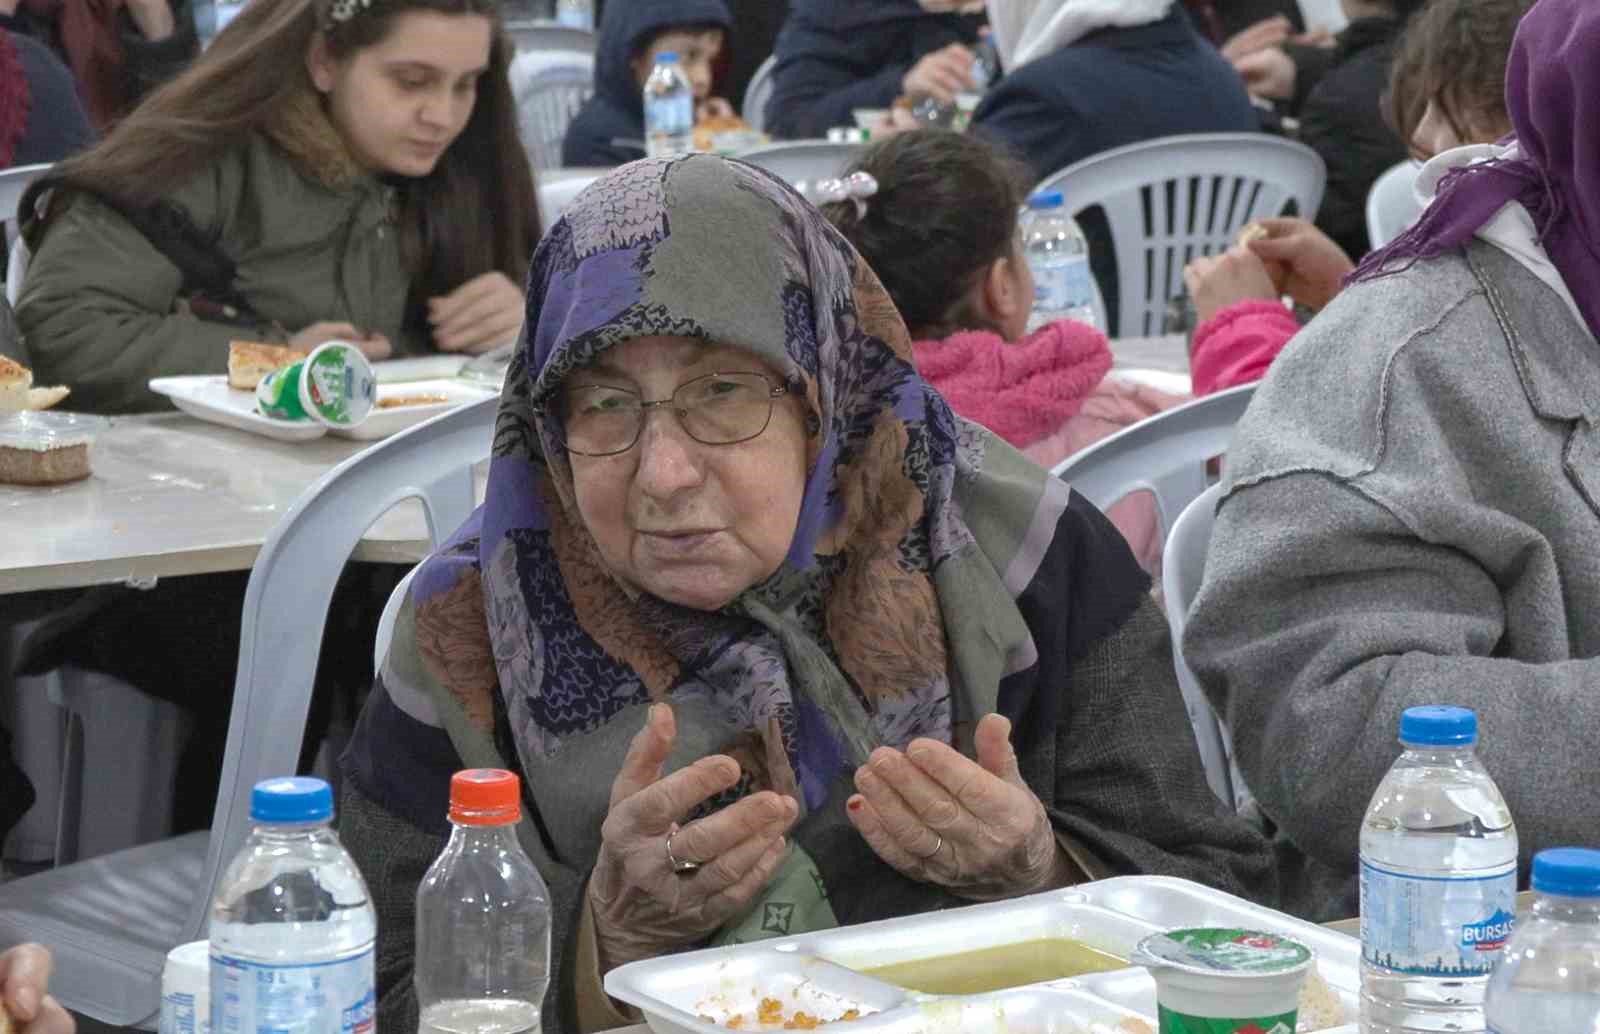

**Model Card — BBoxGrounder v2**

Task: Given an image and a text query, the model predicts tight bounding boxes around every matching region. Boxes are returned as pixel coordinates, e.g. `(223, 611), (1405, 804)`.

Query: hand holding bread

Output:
(0, 944), (74, 1034)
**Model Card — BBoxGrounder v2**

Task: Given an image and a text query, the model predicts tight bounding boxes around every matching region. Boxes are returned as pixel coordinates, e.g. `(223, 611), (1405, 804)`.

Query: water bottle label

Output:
(211, 949), (375, 1034)
(645, 95), (693, 158)
(1032, 256), (1096, 316)
(1359, 860), (1516, 977)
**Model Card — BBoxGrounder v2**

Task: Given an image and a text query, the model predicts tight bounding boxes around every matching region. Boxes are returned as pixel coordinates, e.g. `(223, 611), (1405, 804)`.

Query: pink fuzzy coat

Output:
(912, 319), (1187, 575)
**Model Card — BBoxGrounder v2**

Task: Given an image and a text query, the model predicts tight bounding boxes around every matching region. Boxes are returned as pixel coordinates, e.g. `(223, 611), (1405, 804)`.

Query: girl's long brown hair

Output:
(26, 0), (540, 299)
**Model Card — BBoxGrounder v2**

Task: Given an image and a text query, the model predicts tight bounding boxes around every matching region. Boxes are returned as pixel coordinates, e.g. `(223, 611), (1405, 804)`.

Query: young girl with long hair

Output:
(16, 0), (539, 413)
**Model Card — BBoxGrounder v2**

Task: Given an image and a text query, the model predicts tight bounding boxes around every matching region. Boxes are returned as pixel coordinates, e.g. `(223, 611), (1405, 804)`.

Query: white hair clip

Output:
(808, 172), (879, 219)
(328, 0), (374, 23)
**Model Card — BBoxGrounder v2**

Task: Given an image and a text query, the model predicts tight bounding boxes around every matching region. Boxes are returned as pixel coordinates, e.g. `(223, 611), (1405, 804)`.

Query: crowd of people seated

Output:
(3, 0), (1596, 1031)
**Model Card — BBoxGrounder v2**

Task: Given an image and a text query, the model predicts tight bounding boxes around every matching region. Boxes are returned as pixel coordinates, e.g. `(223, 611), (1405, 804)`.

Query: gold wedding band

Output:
(665, 828), (700, 874)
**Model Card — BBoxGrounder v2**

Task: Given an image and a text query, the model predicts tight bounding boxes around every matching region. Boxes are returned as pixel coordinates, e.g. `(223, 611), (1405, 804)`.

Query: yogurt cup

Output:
(159, 940), (210, 1034)
(255, 341), (376, 427)
(1135, 927), (1313, 1033)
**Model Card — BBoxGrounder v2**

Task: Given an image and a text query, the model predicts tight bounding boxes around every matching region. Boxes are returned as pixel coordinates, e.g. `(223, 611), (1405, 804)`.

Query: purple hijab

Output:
(1351, 0), (1600, 339)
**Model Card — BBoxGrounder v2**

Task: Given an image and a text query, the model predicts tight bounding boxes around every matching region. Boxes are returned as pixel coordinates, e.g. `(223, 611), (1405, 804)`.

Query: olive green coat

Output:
(17, 91), (434, 414)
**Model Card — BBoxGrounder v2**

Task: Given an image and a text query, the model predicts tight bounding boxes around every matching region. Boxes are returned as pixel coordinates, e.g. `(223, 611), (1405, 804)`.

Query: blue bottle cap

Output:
(251, 776), (333, 824)
(1027, 191), (1064, 210)
(1533, 848), (1600, 898)
(655, 51), (679, 63)
(1398, 705), (1478, 746)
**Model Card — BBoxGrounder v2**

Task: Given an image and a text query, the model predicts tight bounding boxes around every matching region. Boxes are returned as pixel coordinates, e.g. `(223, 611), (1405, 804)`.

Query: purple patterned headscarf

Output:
(1350, 0), (1600, 340)
(402, 155), (1065, 832)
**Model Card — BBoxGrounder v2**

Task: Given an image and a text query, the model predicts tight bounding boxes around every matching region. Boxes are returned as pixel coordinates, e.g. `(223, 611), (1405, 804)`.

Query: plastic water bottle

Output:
(554, 0), (592, 30)
(1359, 706), (1518, 1034)
(417, 770), (551, 1034)
(643, 53), (693, 158)
(1022, 192), (1100, 331)
(209, 777), (377, 1034)
(1484, 848), (1600, 1032)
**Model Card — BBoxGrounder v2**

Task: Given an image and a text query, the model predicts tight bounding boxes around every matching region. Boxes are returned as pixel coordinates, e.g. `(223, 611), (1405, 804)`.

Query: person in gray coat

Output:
(1183, 0), (1600, 922)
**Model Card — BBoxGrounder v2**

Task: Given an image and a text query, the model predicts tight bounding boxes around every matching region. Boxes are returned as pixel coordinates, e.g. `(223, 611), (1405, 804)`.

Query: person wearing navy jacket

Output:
(764, 0), (984, 141)
(561, 0), (734, 167)
(973, 0), (1258, 334)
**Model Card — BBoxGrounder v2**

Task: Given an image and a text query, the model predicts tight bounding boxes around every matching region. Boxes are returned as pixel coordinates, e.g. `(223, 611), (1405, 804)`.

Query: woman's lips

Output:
(638, 529), (723, 557)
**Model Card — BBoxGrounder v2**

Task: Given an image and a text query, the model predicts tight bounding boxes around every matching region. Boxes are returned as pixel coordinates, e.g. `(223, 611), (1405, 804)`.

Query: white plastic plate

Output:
(149, 375), (495, 442)
(605, 876), (1360, 1034)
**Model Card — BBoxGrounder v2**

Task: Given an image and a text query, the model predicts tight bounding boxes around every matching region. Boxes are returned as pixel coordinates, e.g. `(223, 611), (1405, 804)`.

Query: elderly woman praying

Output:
(338, 153), (1275, 1033)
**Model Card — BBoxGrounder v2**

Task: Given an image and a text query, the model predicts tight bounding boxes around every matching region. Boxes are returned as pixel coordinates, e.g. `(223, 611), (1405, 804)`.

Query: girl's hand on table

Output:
(429, 273), (524, 355)
(589, 704), (800, 970)
(847, 714), (1070, 902)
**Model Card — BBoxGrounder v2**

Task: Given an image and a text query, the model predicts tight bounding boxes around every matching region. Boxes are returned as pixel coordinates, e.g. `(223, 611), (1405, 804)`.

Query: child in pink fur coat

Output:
(822, 130), (1184, 574)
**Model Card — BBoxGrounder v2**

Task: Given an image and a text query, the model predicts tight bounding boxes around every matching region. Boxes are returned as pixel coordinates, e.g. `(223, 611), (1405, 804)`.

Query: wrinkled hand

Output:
(1232, 47), (1296, 101)
(847, 714), (1068, 902)
(1220, 15), (1291, 63)
(1183, 246), (1280, 325)
(589, 704), (800, 971)
(0, 945), (74, 1034)
(429, 272), (524, 355)
(287, 321), (392, 360)
(696, 97), (737, 122)
(1246, 217), (1354, 313)
(902, 44), (976, 106)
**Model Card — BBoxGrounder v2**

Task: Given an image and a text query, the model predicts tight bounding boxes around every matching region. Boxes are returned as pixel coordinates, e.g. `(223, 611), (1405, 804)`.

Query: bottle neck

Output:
(251, 819), (334, 841)
(1532, 892), (1600, 923)
(449, 820), (521, 846)
(1398, 743), (1479, 764)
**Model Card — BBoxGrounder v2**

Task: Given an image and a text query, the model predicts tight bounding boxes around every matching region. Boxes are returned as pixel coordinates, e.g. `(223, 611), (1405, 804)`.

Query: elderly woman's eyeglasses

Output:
(560, 372), (791, 457)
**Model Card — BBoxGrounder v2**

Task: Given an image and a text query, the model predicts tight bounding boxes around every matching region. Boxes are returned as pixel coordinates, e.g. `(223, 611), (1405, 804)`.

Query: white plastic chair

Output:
(1035, 133), (1326, 338)
(1048, 381), (1256, 541)
(732, 140), (864, 188)
(741, 55), (778, 134)
(503, 18), (596, 55)
(0, 162), (48, 305)
(0, 396), (498, 1028)
(1161, 482), (1251, 813)
(538, 167), (605, 226)
(510, 51), (595, 171)
(1366, 159), (1424, 250)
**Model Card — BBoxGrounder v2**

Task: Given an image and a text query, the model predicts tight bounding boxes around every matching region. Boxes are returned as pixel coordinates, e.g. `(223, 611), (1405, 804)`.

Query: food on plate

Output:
(1236, 221), (1270, 247)
(376, 393), (452, 409)
(694, 113), (752, 152)
(227, 340), (306, 390)
(706, 998), (862, 1030)
(859, 937), (1126, 995)
(0, 356), (70, 412)
(1295, 966), (1347, 1030)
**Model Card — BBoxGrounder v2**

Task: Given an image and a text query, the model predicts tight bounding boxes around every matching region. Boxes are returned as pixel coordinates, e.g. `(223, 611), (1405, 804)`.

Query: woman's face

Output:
(1412, 99), (1464, 161)
(308, 11), (492, 178)
(563, 337), (811, 611)
(632, 28), (725, 101)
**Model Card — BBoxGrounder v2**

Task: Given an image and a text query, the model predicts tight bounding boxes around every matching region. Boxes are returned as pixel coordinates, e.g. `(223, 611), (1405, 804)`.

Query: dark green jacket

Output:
(17, 92), (433, 414)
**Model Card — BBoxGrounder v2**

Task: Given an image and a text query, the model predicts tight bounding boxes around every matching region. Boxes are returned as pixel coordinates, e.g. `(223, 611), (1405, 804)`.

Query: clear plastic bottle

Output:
(416, 770), (551, 1034)
(1359, 706), (1518, 1034)
(209, 777), (376, 1034)
(1484, 848), (1600, 1033)
(553, 0), (592, 31)
(1021, 192), (1100, 331)
(643, 52), (694, 158)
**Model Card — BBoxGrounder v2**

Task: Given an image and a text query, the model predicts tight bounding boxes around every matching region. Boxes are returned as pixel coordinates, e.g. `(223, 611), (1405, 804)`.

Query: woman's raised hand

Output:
(847, 714), (1069, 902)
(1182, 246), (1280, 325)
(589, 704), (800, 971)
(0, 944), (74, 1034)
(901, 44), (976, 106)
(429, 273), (524, 355)
(1245, 217), (1354, 313)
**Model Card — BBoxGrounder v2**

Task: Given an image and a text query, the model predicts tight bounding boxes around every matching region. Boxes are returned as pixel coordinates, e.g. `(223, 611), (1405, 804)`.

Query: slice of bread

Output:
(228, 341), (305, 391)
(0, 356), (69, 411)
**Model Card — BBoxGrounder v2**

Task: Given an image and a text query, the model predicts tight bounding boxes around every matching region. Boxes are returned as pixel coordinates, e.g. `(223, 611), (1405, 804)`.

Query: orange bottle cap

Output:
(448, 768), (521, 826)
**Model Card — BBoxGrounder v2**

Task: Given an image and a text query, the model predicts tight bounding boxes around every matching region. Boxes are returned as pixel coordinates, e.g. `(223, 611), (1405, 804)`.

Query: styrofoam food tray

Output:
(149, 375), (495, 442)
(605, 876), (1359, 1034)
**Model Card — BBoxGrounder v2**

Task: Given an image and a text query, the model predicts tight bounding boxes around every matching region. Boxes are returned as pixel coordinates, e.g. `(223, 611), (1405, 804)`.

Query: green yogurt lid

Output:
(1138, 928), (1312, 976)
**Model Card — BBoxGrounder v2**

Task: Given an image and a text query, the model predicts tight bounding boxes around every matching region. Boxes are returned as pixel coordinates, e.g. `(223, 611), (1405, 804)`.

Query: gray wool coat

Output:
(1185, 240), (1600, 921)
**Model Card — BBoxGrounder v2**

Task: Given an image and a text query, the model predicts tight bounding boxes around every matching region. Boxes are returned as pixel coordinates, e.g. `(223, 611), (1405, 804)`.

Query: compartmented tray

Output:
(606, 876), (1359, 1034)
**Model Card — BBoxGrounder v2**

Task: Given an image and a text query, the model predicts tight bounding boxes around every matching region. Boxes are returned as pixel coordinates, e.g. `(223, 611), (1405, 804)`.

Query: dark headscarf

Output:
(1350, 0), (1600, 340)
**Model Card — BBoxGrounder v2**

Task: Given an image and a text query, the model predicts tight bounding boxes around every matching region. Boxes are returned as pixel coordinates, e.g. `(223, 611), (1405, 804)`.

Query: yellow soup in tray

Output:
(859, 938), (1127, 995)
